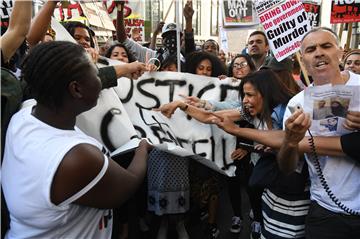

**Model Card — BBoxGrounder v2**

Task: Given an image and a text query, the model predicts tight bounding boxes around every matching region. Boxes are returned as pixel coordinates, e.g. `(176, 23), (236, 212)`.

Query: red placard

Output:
(331, 0), (360, 23)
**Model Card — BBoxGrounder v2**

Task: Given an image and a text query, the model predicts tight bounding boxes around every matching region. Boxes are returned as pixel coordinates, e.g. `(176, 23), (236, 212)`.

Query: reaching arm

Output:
(213, 111), (347, 163)
(26, 1), (58, 47)
(155, 100), (242, 124)
(98, 62), (148, 89)
(51, 139), (152, 208)
(0, 0), (32, 62)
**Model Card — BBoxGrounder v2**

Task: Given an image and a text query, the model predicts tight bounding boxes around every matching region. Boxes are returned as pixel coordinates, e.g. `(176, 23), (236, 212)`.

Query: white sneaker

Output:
(229, 216), (242, 233)
(250, 221), (261, 239)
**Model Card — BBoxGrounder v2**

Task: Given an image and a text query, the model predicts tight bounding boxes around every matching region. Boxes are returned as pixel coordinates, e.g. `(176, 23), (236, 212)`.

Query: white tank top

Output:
(2, 106), (112, 239)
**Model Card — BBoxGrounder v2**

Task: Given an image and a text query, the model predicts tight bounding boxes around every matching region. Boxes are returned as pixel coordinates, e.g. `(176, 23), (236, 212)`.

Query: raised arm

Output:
(149, 21), (164, 50)
(26, 1), (58, 47)
(115, 1), (155, 62)
(0, 0), (32, 62)
(116, 2), (127, 43)
(183, 0), (195, 54)
(276, 110), (311, 173)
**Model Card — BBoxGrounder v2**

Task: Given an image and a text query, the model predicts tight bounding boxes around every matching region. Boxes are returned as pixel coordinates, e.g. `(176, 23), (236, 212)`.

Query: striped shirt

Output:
(261, 188), (310, 239)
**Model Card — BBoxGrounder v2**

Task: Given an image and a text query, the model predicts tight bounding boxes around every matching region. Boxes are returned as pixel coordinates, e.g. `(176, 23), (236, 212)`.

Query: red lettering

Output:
(281, 0), (298, 11)
(260, 7), (281, 22)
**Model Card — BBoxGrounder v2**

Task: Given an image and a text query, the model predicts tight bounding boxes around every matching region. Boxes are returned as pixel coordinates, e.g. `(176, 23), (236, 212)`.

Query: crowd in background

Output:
(1, 1), (360, 239)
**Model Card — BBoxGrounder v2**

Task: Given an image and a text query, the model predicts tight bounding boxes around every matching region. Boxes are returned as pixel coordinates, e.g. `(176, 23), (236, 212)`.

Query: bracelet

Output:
(180, 104), (189, 111)
(200, 100), (206, 108)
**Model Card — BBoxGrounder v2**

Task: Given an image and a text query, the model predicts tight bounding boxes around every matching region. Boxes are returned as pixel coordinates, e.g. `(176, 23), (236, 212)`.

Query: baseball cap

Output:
(161, 23), (179, 37)
(261, 56), (293, 72)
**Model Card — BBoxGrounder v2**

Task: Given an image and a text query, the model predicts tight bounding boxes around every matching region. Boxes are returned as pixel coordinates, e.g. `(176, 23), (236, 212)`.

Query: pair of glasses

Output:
(233, 62), (248, 69)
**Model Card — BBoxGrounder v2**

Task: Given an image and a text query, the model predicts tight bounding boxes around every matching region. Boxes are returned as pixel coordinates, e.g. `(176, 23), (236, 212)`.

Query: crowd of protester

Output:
(1, 1), (360, 239)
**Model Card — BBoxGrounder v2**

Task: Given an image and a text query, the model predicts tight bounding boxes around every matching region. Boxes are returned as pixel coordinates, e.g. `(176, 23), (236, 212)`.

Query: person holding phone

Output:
(278, 27), (360, 238)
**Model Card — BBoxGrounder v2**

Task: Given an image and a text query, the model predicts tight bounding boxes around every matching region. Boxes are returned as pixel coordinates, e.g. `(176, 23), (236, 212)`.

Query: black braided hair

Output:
(21, 41), (93, 109)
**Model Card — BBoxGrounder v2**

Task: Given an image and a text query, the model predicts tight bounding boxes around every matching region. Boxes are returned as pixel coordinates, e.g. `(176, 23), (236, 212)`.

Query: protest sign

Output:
(76, 71), (240, 176)
(304, 85), (360, 136)
(105, 0), (145, 42)
(331, 0), (360, 23)
(0, 0), (12, 30)
(80, 2), (115, 31)
(221, 0), (259, 27)
(76, 88), (137, 152)
(255, 0), (310, 61)
(301, 0), (321, 27)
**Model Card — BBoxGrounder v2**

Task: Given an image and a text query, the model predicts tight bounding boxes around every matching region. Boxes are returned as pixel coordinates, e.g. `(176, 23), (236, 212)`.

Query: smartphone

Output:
(238, 142), (264, 154)
(288, 103), (303, 114)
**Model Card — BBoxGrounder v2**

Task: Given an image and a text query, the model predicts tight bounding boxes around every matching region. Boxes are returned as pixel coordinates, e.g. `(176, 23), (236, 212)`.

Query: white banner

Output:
(77, 72), (241, 176)
(255, 0), (310, 61)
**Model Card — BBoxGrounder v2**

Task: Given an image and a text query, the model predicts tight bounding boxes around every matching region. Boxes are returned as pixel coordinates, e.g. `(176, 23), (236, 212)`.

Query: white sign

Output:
(77, 72), (241, 176)
(255, 0), (310, 61)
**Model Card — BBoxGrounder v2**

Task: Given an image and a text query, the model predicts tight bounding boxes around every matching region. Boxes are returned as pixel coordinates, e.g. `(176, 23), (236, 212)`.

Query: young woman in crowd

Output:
(105, 42), (136, 64)
(221, 54), (258, 234)
(183, 54), (254, 111)
(179, 50), (225, 238)
(2, 41), (152, 239)
(155, 69), (310, 239)
(182, 54), (258, 234)
(185, 51), (226, 77)
(145, 55), (191, 239)
(343, 49), (360, 74)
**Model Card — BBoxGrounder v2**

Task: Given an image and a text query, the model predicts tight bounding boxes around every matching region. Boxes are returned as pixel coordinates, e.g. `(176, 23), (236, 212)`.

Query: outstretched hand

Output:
(127, 61), (148, 79)
(153, 101), (182, 118)
(284, 110), (311, 147)
(211, 114), (238, 134)
(179, 94), (205, 108)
